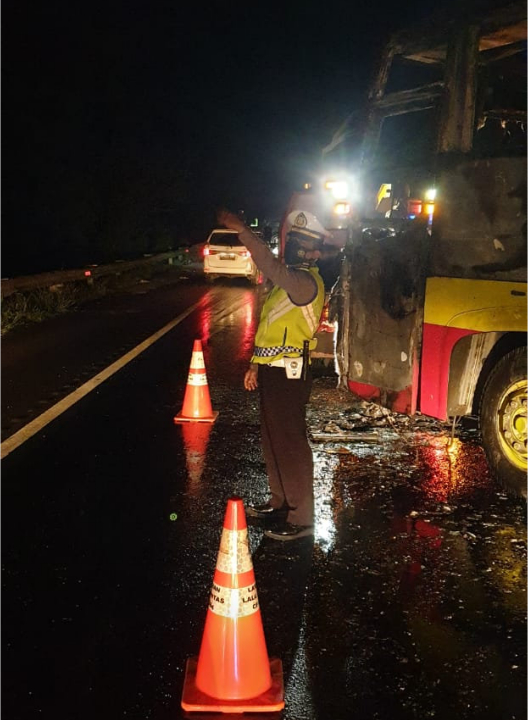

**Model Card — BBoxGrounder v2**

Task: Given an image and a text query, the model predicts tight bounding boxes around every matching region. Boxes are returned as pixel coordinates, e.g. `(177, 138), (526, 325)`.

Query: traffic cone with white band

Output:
(181, 497), (284, 713)
(174, 339), (218, 423)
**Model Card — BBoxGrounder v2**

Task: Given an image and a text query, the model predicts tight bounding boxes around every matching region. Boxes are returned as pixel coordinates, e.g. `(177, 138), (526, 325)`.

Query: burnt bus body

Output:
(330, 2), (527, 495)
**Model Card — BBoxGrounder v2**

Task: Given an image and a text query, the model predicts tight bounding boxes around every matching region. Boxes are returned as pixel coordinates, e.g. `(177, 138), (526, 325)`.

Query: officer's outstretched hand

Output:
(217, 208), (247, 234)
(244, 364), (259, 391)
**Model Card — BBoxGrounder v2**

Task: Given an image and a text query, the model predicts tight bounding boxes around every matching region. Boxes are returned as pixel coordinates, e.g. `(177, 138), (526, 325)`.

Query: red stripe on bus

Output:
(346, 380), (414, 414)
(419, 323), (477, 420)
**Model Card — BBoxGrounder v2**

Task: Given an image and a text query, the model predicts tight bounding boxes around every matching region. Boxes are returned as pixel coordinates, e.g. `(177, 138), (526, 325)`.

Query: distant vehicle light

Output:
(407, 199), (422, 216)
(333, 202), (351, 215)
(424, 202), (435, 215)
(316, 299), (335, 333)
(84, 270), (92, 277)
(303, 183), (312, 190)
(425, 188), (437, 201)
(325, 180), (349, 199)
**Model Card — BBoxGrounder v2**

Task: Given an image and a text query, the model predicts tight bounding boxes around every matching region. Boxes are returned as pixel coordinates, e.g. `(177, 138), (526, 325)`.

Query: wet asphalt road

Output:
(2, 274), (527, 720)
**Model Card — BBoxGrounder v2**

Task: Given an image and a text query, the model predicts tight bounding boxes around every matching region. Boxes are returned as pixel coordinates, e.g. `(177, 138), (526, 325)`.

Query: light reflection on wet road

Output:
(1, 278), (526, 720)
(292, 384), (527, 720)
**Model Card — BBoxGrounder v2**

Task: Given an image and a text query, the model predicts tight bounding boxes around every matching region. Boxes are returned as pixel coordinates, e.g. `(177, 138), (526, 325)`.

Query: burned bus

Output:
(324, 1), (527, 496)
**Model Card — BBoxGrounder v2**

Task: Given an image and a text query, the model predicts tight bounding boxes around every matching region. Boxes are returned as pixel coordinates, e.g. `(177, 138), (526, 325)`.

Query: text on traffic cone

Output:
(181, 497), (284, 713)
(174, 339), (218, 423)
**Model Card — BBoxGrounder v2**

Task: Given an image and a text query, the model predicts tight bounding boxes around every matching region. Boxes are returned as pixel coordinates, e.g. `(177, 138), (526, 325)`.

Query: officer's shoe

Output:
(246, 502), (287, 520)
(264, 523), (314, 541)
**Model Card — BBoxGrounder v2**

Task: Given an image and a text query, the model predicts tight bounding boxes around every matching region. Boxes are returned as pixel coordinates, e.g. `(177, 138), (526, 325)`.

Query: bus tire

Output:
(479, 347), (527, 498)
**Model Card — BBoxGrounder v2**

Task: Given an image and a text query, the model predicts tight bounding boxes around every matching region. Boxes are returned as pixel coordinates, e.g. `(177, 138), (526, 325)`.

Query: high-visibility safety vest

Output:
(251, 267), (325, 364)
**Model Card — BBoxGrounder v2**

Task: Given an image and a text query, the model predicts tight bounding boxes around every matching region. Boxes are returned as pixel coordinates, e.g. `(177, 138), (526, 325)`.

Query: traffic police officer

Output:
(218, 208), (328, 540)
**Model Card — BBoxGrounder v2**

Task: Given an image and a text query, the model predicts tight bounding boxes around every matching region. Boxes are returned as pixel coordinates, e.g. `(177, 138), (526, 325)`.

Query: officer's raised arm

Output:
(217, 208), (325, 305)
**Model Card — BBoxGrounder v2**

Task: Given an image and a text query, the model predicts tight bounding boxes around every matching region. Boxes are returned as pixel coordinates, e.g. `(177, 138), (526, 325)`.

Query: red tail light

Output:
(240, 250), (251, 258)
(203, 246), (210, 256)
(407, 199), (422, 215)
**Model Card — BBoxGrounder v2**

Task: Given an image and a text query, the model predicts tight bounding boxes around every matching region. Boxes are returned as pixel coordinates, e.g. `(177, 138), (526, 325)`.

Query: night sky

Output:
(4, 0), (446, 275)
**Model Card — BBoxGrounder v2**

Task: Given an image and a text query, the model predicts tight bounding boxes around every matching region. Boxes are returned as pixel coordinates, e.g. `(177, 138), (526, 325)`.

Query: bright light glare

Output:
(331, 181), (349, 199)
(315, 517), (336, 547)
(325, 180), (350, 199)
(424, 203), (435, 216)
(425, 188), (437, 201)
(333, 202), (350, 215)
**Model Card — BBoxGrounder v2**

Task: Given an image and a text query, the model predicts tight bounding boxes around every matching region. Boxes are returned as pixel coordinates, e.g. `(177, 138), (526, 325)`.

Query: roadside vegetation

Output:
(1, 260), (198, 336)
(1, 286), (79, 335)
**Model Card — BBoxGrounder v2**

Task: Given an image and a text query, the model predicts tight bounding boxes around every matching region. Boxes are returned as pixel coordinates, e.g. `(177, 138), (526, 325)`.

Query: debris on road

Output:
(308, 377), (451, 444)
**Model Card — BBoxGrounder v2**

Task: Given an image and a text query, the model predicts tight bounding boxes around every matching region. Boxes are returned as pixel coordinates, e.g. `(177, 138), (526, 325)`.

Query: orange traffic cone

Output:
(181, 497), (284, 713)
(174, 339), (218, 423)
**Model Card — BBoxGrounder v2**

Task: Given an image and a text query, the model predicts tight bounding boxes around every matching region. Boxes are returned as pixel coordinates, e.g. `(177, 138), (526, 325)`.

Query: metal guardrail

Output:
(0, 249), (192, 299)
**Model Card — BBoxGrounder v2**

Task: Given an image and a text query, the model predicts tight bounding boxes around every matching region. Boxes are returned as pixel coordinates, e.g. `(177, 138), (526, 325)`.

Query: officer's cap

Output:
(286, 210), (330, 242)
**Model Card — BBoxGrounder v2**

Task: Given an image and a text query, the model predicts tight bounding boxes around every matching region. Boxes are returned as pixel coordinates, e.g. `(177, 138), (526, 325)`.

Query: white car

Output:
(203, 229), (258, 283)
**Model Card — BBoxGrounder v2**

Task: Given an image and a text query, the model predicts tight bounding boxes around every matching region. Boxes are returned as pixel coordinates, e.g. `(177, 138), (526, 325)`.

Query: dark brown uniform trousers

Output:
(258, 364), (314, 526)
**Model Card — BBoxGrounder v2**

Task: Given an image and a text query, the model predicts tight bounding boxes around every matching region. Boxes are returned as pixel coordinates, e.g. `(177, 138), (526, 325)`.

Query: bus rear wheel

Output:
(479, 347), (527, 498)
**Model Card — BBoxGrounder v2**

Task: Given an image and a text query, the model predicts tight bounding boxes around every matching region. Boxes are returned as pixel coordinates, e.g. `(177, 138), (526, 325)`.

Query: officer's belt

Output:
(267, 358), (286, 368)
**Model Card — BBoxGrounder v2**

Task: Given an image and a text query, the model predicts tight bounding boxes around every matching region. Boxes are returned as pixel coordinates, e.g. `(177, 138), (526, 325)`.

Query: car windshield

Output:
(209, 233), (243, 247)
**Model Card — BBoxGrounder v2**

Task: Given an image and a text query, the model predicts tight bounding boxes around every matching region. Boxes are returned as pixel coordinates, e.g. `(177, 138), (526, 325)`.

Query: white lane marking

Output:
(1, 300), (203, 459)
